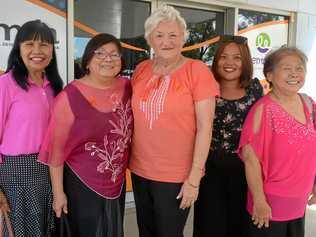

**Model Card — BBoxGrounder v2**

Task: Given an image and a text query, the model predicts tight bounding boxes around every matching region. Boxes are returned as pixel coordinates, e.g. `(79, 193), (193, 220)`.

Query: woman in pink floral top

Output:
(39, 34), (133, 237)
(238, 47), (316, 237)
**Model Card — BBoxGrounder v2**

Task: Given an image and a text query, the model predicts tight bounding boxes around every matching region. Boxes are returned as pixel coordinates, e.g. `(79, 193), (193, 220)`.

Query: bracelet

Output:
(186, 180), (199, 189)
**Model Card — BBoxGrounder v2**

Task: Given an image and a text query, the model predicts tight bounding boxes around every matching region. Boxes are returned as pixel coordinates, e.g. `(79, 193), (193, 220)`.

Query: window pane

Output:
(239, 9), (288, 31)
(174, 5), (224, 65)
(74, 0), (150, 78)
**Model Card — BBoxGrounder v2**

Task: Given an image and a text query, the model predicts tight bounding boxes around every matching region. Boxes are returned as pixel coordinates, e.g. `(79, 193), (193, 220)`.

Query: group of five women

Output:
(0, 4), (316, 237)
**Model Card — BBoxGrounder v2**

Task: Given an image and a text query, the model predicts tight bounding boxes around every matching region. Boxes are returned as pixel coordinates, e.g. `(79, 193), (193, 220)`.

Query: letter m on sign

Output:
(0, 24), (20, 41)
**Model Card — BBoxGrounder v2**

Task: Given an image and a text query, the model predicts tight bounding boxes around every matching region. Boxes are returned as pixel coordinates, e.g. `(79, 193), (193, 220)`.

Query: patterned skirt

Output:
(0, 154), (54, 237)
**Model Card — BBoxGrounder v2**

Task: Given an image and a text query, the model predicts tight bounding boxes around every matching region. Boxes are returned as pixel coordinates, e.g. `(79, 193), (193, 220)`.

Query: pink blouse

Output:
(0, 71), (54, 162)
(238, 94), (316, 221)
(39, 78), (133, 198)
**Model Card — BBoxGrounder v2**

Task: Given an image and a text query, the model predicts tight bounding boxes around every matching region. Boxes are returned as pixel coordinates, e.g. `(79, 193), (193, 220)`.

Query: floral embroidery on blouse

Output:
(211, 78), (263, 154)
(85, 94), (133, 182)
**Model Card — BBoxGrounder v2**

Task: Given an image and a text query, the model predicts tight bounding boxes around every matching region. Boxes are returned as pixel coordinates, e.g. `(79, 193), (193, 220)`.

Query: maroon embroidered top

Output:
(39, 77), (133, 198)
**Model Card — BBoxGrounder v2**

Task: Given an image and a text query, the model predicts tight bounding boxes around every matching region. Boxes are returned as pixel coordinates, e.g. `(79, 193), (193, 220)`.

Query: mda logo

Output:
(256, 33), (271, 53)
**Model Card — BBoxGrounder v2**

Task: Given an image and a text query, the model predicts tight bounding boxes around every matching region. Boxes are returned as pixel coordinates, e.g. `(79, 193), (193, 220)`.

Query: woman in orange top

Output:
(129, 5), (219, 237)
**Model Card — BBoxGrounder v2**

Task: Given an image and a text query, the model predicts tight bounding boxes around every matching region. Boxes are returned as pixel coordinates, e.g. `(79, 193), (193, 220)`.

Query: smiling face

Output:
(268, 54), (306, 94)
(217, 42), (243, 83)
(87, 42), (122, 79)
(20, 39), (53, 73)
(149, 20), (184, 60)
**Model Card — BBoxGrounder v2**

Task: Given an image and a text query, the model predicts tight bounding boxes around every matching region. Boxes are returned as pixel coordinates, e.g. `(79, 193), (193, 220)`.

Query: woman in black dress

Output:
(193, 35), (263, 237)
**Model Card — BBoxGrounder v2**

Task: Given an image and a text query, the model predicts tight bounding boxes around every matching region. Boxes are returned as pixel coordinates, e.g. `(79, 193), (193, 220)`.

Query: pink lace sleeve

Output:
(38, 91), (74, 167)
(237, 99), (272, 178)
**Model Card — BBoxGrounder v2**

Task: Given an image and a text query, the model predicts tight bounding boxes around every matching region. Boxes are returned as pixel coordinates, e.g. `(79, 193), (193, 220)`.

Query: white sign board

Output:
(239, 21), (289, 80)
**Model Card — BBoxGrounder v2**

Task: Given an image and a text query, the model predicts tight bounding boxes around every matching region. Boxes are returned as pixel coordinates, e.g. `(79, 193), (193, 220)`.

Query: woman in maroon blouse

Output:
(39, 33), (133, 237)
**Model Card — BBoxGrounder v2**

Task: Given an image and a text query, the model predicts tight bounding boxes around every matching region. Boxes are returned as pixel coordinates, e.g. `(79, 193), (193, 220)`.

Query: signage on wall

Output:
(256, 32), (271, 53)
(0, 0), (67, 81)
(238, 20), (289, 80)
(0, 23), (60, 44)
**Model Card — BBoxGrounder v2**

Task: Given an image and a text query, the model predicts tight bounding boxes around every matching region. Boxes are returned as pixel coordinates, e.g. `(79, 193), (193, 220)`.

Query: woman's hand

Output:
(252, 198), (272, 228)
(0, 191), (10, 213)
(177, 180), (199, 210)
(53, 191), (68, 218)
(308, 193), (316, 205)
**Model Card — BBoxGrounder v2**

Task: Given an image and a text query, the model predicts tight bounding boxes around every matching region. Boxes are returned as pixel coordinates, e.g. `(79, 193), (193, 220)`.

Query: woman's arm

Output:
(50, 165), (67, 217)
(0, 79), (11, 212)
(240, 104), (271, 228)
(242, 144), (271, 228)
(0, 78), (11, 162)
(39, 91), (73, 217)
(308, 183), (316, 205)
(178, 97), (215, 209)
(0, 190), (10, 213)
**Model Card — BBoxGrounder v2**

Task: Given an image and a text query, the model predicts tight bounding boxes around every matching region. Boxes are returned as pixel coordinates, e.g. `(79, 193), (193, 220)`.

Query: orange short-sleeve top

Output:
(129, 59), (219, 182)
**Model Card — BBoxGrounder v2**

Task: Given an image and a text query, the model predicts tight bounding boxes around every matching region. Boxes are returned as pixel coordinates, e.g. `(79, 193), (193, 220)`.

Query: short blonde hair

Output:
(144, 4), (188, 44)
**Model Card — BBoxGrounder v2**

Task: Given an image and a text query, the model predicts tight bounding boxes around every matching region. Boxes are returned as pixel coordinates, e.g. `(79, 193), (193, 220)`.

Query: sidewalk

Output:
(124, 205), (316, 237)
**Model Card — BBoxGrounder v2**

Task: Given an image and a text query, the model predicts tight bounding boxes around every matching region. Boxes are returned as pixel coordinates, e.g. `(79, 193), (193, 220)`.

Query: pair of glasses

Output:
(94, 50), (121, 61)
(219, 35), (248, 44)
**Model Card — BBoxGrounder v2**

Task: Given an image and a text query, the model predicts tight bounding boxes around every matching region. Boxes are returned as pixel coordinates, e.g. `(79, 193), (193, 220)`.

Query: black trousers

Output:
(62, 165), (125, 237)
(193, 153), (248, 237)
(131, 173), (190, 237)
(247, 214), (305, 237)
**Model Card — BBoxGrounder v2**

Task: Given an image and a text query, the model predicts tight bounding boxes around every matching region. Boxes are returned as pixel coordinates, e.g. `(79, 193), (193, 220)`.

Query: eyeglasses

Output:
(219, 35), (248, 44)
(94, 50), (121, 61)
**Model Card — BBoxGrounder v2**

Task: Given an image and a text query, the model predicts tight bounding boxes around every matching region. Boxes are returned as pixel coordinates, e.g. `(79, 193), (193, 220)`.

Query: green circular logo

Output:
(256, 33), (271, 53)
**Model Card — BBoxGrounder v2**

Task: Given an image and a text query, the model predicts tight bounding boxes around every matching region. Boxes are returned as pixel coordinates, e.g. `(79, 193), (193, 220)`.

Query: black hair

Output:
(74, 62), (84, 79)
(5, 19), (63, 96)
(212, 38), (253, 88)
(81, 33), (124, 75)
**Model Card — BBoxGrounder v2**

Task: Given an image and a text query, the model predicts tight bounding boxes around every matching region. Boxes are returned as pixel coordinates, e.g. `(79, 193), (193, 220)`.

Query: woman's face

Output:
(217, 42), (243, 83)
(20, 39), (53, 73)
(87, 42), (122, 79)
(268, 54), (306, 94)
(149, 20), (184, 60)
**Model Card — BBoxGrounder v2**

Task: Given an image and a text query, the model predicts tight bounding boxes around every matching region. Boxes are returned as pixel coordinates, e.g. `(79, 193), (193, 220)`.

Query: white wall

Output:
(297, 13), (316, 98)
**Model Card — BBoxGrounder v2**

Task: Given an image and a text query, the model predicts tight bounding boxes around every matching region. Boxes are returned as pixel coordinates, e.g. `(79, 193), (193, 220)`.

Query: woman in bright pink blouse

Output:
(39, 33), (132, 237)
(238, 46), (316, 237)
(0, 20), (63, 236)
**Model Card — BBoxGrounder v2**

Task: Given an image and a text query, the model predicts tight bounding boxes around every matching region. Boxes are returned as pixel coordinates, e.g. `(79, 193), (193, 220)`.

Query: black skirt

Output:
(63, 164), (125, 237)
(0, 153), (54, 237)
